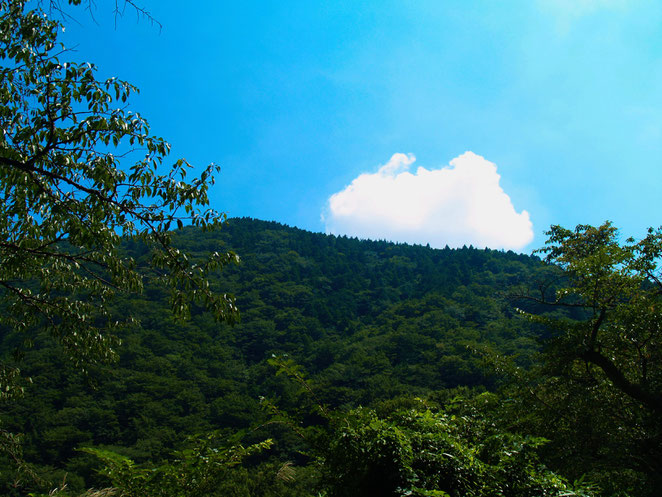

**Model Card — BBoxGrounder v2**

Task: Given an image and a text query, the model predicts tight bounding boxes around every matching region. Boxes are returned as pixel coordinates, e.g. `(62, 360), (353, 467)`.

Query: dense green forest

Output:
(2, 218), (659, 496)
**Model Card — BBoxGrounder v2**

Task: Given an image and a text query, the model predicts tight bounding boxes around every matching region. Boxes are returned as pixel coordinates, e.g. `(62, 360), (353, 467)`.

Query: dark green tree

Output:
(511, 222), (662, 495)
(533, 222), (662, 414)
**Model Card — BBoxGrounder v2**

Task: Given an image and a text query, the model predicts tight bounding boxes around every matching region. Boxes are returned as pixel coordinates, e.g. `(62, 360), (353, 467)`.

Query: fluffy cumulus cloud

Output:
(323, 152), (534, 250)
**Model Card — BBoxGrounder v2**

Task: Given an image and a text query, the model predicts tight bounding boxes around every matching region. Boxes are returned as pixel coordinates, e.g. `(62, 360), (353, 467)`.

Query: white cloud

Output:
(323, 152), (534, 250)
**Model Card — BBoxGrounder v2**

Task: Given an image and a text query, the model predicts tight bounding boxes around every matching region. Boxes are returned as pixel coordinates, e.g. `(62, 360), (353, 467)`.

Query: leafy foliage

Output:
(503, 222), (662, 495)
(533, 223), (662, 413)
(320, 402), (595, 497)
(80, 435), (274, 497)
(0, 0), (238, 374)
(266, 356), (595, 497)
(0, 1), (241, 492)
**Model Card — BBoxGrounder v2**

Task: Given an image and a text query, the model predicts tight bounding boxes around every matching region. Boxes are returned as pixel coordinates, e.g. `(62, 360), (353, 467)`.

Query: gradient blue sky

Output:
(59, 0), (662, 251)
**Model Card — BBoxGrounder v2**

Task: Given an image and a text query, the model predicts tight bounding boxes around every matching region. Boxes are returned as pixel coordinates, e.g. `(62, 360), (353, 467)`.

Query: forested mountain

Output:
(0, 219), (548, 490)
(1, 219), (657, 496)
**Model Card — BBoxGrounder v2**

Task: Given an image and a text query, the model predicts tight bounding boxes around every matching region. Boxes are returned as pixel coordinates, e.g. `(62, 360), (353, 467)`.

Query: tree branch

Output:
(580, 348), (662, 415)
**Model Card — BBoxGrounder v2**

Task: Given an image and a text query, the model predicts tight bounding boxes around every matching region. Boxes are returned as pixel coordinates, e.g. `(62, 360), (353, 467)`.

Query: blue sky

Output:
(59, 0), (662, 251)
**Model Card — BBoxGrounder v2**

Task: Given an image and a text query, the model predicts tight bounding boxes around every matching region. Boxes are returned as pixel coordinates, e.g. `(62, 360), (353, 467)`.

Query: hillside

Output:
(1, 218), (557, 492)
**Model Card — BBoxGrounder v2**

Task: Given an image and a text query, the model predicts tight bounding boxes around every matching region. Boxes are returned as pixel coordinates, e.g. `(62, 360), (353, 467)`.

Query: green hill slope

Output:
(1, 218), (555, 491)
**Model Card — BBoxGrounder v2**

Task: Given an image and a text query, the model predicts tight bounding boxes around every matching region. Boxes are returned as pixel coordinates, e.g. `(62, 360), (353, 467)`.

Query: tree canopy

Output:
(505, 222), (662, 495)
(535, 222), (662, 414)
(0, 0), (237, 373)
